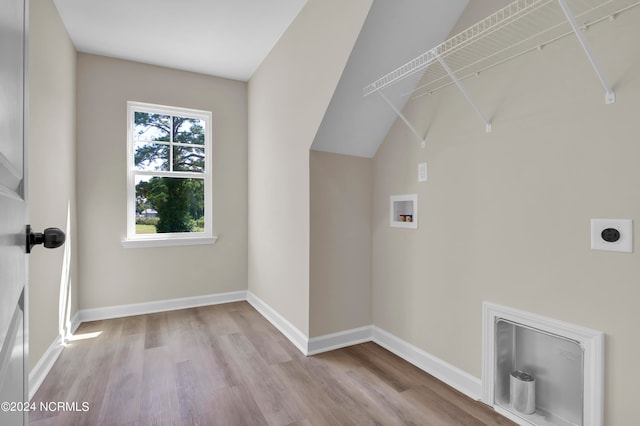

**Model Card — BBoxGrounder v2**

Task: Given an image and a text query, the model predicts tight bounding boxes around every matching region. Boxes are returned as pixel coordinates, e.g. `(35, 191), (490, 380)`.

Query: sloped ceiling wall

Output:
(248, 0), (374, 336)
(311, 0), (469, 158)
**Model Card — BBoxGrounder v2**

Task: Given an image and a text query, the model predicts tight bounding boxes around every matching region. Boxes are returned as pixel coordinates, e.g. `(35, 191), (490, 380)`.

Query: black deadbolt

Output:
(601, 227), (621, 243)
(26, 225), (66, 253)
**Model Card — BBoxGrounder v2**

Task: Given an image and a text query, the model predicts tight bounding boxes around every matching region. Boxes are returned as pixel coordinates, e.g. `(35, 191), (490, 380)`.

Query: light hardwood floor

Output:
(30, 302), (515, 425)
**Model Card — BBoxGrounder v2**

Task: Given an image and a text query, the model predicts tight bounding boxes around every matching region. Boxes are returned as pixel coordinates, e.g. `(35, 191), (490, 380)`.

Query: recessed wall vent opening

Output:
(482, 303), (604, 426)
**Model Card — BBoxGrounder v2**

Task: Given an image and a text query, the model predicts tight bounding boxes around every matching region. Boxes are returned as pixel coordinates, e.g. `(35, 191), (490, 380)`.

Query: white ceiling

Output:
(53, 0), (471, 158)
(53, 0), (308, 81)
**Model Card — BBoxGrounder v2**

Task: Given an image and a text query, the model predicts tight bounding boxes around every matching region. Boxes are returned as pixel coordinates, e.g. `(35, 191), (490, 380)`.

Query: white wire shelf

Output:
(363, 0), (640, 99)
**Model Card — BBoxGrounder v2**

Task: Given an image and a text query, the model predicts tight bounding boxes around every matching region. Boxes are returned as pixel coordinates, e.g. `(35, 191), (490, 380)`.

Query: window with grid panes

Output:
(123, 101), (215, 248)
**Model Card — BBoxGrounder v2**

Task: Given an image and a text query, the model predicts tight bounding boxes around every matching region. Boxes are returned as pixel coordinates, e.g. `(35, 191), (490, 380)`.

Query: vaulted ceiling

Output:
(53, 0), (471, 157)
(310, 0), (469, 158)
(53, 0), (308, 81)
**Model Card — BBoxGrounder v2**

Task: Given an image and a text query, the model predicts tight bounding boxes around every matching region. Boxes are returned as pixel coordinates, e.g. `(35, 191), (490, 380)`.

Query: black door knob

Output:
(26, 225), (66, 253)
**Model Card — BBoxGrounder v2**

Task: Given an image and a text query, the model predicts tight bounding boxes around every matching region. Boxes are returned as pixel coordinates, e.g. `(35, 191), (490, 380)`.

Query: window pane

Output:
(173, 146), (205, 172)
(135, 176), (205, 234)
(134, 112), (170, 141)
(134, 142), (169, 171)
(173, 116), (205, 145)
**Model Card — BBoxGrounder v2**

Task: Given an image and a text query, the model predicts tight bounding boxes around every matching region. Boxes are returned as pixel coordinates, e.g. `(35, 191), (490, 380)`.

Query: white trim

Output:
(244, 302), (483, 402)
(29, 292), (245, 399)
(125, 101), (213, 244)
(307, 326), (373, 355)
(29, 336), (63, 401)
(246, 291), (309, 355)
(29, 311), (81, 400)
(121, 235), (217, 248)
(68, 311), (82, 338)
(78, 290), (247, 323)
(372, 326), (483, 401)
(482, 302), (604, 426)
(29, 291), (491, 415)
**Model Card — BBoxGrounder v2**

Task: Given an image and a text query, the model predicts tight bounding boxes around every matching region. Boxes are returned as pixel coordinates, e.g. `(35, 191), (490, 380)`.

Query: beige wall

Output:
(76, 54), (248, 309)
(448, 0), (511, 34)
(309, 151), (372, 337)
(372, 5), (640, 424)
(28, 0), (77, 371)
(247, 0), (373, 335)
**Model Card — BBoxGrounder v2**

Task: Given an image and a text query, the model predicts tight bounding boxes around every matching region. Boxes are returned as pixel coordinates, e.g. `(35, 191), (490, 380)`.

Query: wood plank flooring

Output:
(30, 302), (515, 425)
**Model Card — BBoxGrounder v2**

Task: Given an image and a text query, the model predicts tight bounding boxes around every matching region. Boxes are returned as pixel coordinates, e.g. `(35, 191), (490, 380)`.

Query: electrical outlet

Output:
(418, 162), (427, 182)
(590, 219), (633, 253)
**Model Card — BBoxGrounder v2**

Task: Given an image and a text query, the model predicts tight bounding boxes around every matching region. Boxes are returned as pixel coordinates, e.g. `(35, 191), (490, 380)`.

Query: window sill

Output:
(121, 235), (218, 249)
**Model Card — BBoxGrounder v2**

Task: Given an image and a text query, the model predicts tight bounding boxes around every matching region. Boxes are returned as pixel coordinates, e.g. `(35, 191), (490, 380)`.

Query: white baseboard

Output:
(246, 291), (309, 354)
(28, 291), (245, 400)
(29, 335), (63, 401)
(30, 290), (483, 409)
(270, 319), (482, 402)
(245, 292), (373, 357)
(307, 325), (373, 355)
(29, 311), (82, 401)
(69, 310), (82, 337)
(77, 290), (247, 323)
(372, 326), (482, 401)
(244, 299), (482, 403)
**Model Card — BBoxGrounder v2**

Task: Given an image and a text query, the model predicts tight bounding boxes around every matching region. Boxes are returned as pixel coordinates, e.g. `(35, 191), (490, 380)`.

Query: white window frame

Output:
(122, 101), (216, 248)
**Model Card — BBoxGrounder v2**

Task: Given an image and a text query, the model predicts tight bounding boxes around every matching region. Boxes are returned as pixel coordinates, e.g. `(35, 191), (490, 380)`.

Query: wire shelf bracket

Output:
(363, 0), (640, 138)
(378, 91), (427, 148)
(557, 0), (616, 104)
(437, 55), (493, 133)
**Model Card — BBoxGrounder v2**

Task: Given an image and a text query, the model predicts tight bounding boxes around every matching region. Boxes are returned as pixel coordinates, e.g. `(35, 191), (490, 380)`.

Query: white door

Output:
(0, 0), (28, 424)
